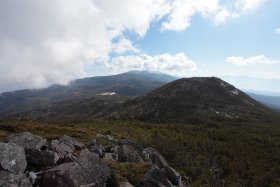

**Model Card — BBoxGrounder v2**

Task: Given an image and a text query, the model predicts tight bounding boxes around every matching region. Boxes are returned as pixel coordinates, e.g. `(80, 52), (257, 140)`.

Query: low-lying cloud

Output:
(226, 55), (278, 66)
(110, 53), (196, 77)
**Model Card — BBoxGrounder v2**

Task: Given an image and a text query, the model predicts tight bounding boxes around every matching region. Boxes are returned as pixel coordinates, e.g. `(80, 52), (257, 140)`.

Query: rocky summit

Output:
(0, 132), (184, 187)
(110, 77), (279, 124)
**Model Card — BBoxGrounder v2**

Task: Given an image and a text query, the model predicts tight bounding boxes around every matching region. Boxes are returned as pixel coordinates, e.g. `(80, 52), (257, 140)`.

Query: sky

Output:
(0, 0), (280, 94)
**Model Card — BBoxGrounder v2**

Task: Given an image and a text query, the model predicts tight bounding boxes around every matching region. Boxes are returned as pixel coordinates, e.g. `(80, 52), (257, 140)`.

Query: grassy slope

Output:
(0, 119), (279, 187)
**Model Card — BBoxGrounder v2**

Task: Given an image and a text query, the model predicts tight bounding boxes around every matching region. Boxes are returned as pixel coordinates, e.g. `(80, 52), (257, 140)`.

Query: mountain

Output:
(0, 71), (177, 120)
(109, 77), (279, 124)
(247, 93), (280, 112)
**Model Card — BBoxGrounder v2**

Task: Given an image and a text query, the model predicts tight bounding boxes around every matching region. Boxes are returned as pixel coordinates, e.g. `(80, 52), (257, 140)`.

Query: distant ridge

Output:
(109, 77), (279, 124)
(0, 71), (177, 120)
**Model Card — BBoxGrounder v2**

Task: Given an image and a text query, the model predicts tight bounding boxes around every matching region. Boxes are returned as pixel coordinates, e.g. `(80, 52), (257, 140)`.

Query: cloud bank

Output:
(226, 55), (277, 66)
(0, 0), (265, 92)
(110, 53), (196, 77)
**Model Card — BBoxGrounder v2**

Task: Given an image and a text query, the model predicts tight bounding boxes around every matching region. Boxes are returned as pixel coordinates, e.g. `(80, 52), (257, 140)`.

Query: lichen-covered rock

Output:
(50, 135), (84, 160)
(140, 148), (184, 187)
(0, 171), (32, 187)
(0, 143), (27, 174)
(59, 135), (84, 150)
(40, 150), (111, 187)
(5, 132), (46, 150)
(142, 148), (167, 168)
(118, 145), (143, 163)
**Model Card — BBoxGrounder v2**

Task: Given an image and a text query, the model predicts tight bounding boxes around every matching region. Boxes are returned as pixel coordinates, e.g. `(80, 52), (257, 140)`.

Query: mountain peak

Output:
(110, 77), (277, 124)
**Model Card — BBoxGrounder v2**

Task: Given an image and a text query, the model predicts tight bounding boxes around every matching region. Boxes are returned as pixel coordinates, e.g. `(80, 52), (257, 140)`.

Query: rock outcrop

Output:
(0, 143), (27, 174)
(0, 132), (184, 187)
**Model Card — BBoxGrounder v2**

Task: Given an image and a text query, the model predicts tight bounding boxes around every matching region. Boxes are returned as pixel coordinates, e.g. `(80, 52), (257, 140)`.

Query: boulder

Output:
(163, 165), (182, 186)
(120, 181), (134, 187)
(60, 135), (84, 150)
(5, 132), (46, 150)
(40, 150), (111, 187)
(89, 144), (104, 157)
(50, 136), (84, 160)
(0, 143), (27, 174)
(142, 148), (167, 168)
(0, 171), (32, 187)
(137, 166), (174, 187)
(118, 145), (143, 163)
(140, 148), (183, 187)
(25, 149), (59, 170)
(97, 134), (116, 143)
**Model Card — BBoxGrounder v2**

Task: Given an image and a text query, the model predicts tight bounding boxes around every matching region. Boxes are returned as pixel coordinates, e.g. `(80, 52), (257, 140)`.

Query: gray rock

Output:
(50, 136), (84, 160)
(0, 143), (27, 174)
(0, 171), (32, 187)
(138, 166), (174, 187)
(41, 150), (111, 187)
(120, 181), (134, 187)
(60, 135), (84, 150)
(5, 132), (46, 150)
(103, 153), (118, 161)
(140, 148), (183, 187)
(142, 148), (167, 168)
(118, 145), (143, 163)
(97, 134), (116, 142)
(89, 144), (104, 157)
(25, 149), (59, 170)
(163, 165), (182, 186)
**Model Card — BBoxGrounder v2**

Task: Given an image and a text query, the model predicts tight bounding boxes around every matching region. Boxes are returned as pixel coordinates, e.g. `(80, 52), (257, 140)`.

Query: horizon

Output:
(1, 70), (280, 97)
(0, 0), (279, 93)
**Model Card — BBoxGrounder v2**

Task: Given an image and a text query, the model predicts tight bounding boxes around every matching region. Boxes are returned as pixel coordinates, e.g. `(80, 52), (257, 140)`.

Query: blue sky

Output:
(0, 0), (279, 94)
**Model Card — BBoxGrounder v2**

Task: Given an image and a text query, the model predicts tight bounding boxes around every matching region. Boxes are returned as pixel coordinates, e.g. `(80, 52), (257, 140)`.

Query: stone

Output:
(0, 143), (27, 174)
(137, 166), (174, 187)
(118, 145), (143, 163)
(142, 148), (167, 168)
(0, 171), (32, 187)
(163, 165), (182, 186)
(5, 132), (46, 150)
(60, 135), (84, 150)
(89, 144), (104, 157)
(50, 135), (84, 160)
(40, 150), (111, 187)
(25, 149), (59, 170)
(97, 134), (116, 142)
(103, 153), (118, 161)
(140, 148), (184, 187)
(120, 181), (134, 187)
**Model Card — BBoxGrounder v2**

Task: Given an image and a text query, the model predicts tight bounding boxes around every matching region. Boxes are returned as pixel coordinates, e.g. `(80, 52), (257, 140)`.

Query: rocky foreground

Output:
(0, 132), (184, 187)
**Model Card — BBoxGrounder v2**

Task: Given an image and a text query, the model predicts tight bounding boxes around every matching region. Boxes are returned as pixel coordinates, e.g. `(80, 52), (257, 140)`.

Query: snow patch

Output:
(220, 82), (226, 87)
(97, 92), (116, 96)
(230, 89), (239, 95)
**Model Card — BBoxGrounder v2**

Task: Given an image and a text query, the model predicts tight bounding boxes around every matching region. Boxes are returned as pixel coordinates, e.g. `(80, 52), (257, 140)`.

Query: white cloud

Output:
(110, 53), (196, 77)
(161, 0), (265, 31)
(0, 0), (267, 92)
(0, 0), (169, 92)
(226, 55), (277, 66)
(111, 37), (140, 54)
(276, 27), (280, 34)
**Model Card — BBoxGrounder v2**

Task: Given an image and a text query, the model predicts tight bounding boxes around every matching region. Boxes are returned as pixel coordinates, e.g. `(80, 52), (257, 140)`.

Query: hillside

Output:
(110, 77), (279, 124)
(0, 71), (176, 120)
